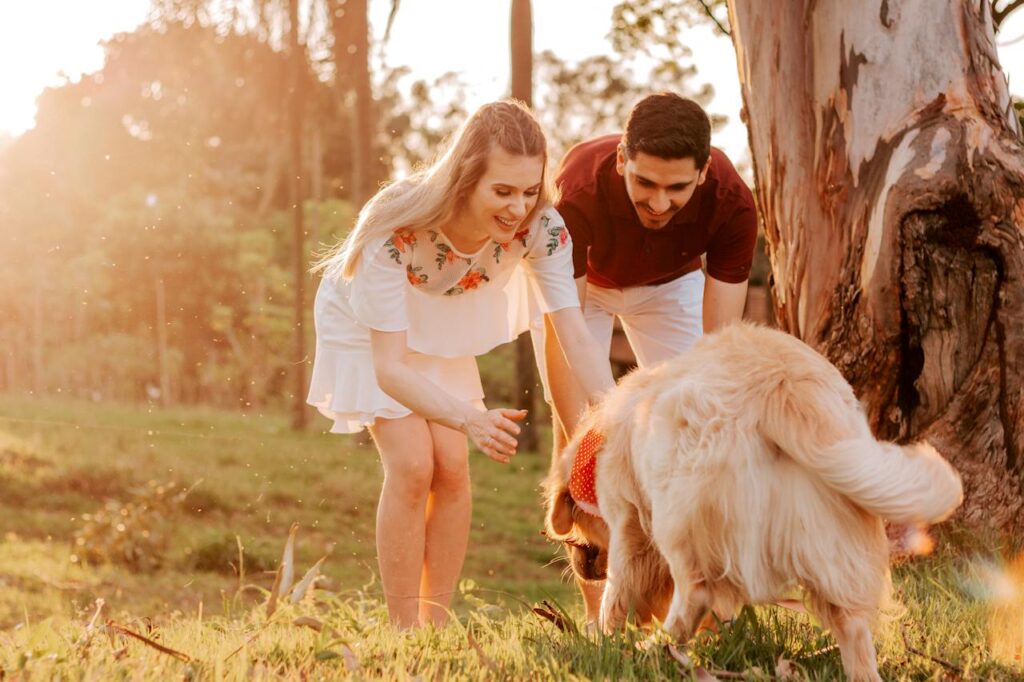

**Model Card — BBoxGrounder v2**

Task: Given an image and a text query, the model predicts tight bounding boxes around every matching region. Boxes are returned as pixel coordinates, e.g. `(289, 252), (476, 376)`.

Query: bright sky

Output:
(1, 0), (1023, 165)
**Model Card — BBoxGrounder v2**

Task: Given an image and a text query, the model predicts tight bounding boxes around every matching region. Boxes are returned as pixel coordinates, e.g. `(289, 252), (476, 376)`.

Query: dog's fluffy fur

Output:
(544, 323), (963, 682)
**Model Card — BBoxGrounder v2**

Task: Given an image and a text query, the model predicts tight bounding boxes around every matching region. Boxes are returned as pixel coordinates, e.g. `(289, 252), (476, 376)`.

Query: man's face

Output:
(616, 147), (710, 230)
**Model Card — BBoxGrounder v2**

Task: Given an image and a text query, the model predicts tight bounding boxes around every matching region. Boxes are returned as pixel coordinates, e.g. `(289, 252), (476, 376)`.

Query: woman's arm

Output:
(370, 329), (525, 463)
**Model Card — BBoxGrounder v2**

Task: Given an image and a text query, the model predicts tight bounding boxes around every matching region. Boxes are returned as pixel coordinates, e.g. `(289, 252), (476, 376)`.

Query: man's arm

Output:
(543, 277), (600, 438)
(702, 275), (748, 334)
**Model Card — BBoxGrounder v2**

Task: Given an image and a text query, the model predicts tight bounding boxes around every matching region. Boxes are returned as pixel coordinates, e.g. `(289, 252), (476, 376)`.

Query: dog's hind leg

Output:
(809, 598), (881, 682)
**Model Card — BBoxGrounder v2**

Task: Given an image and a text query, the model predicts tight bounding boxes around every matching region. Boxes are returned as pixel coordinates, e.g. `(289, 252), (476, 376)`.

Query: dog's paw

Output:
(887, 522), (934, 557)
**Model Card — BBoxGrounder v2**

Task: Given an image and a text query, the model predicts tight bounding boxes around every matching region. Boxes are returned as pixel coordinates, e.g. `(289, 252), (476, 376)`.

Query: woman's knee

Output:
(431, 442), (470, 494)
(373, 420), (436, 501)
(383, 449), (434, 501)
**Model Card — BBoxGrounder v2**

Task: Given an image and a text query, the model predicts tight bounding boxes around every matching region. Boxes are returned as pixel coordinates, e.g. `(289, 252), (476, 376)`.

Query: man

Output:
(537, 92), (758, 622)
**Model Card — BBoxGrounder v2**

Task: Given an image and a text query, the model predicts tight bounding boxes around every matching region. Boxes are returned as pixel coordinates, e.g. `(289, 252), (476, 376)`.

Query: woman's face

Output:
(456, 146), (544, 248)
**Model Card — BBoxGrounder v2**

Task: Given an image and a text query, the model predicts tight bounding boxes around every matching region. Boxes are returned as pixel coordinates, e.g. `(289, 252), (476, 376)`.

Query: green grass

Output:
(0, 393), (1022, 680)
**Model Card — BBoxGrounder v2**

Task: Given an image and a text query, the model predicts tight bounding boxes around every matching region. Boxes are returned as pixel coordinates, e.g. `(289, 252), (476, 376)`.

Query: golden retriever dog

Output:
(544, 323), (963, 682)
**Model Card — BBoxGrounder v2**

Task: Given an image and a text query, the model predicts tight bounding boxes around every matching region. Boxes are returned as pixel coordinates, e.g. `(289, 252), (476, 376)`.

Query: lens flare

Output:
(963, 553), (1024, 667)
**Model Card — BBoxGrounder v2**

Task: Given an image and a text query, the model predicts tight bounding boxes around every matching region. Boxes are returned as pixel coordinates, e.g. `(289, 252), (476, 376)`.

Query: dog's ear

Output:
(546, 489), (575, 538)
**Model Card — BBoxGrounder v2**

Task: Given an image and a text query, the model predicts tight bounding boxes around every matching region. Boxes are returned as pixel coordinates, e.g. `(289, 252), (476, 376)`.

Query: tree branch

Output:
(383, 0), (401, 44)
(695, 0), (730, 36)
(993, 0), (1024, 31)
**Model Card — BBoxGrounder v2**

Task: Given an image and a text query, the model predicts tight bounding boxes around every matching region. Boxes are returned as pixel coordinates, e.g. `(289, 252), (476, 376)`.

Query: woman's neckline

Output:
(436, 223), (491, 258)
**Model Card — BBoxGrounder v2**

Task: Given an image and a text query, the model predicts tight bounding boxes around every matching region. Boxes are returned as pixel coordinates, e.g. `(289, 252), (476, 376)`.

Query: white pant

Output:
(532, 269), (705, 402)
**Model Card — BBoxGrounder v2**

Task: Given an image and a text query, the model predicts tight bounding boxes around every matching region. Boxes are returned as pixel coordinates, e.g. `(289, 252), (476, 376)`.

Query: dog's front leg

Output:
(653, 519), (710, 642)
(598, 511), (645, 633)
(576, 576), (604, 627)
(662, 577), (711, 643)
(809, 598), (882, 682)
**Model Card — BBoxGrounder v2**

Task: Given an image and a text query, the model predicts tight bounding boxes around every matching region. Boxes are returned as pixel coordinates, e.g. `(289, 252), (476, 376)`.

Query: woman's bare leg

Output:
(369, 415), (434, 629)
(418, 421), (472, 626)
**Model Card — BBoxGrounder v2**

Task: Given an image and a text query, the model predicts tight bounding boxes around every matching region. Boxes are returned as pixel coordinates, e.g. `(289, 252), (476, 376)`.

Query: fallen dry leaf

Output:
(290, 557), (325, 604)
(776, 655), (798, 679)
(693, 667), (721, 681)
(530, 600), (569, 632)
(266, 564), (283, 618)
(85, 599), (105, 632)
(666, 643), (692, 666)
(279, 522), (299, 597)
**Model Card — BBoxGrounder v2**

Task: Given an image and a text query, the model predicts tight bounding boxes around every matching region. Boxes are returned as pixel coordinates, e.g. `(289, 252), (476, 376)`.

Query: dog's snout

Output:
(567, 541), (607, 582)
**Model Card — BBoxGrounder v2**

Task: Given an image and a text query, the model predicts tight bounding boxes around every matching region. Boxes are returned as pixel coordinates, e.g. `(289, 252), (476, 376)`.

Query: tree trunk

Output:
(728, 0), (1024, 531)
(155, 274), (171, 407)
(331, 0), (375, 206)
(32, 267), (43, 395)
(510, 0), (539, 452)
(289, 0), (309, 429)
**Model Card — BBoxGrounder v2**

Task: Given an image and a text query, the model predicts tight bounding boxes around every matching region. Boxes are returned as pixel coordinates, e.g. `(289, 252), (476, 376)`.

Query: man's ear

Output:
(697, 156), (711, 185)
(546, 489), (575, 537)
(615, 144), (627, 176)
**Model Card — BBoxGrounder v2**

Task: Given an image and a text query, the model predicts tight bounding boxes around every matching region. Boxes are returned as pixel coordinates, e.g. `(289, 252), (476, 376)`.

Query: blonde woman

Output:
(309, 100), (614, 629)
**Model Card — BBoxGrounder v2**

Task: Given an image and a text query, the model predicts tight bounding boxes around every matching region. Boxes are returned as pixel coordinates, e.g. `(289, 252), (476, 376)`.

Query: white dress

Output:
(307, 205), (578, 433)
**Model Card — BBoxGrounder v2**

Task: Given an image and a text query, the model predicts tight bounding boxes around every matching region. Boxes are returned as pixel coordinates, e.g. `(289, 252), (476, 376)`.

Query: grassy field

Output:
(0, 393), (1022, 680)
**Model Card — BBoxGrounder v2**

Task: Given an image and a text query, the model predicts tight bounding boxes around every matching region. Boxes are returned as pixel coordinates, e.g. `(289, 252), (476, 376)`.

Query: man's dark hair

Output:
(622, 93), (711, 166)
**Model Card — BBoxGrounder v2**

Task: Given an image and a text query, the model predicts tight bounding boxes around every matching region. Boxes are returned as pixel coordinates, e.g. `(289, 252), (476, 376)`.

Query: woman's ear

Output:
(546, 489), (575, 537)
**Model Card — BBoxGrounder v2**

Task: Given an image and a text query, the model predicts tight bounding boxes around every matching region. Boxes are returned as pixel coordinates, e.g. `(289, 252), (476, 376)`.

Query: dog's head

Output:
(543, 449), (611, 583)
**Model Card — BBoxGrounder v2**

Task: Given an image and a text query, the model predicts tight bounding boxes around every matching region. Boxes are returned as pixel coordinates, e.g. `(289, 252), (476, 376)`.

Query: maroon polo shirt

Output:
(554, 134), (758, 288)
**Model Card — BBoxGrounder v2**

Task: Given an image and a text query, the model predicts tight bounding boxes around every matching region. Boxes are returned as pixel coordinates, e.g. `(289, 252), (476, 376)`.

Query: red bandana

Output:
(568, 429), (604, 517)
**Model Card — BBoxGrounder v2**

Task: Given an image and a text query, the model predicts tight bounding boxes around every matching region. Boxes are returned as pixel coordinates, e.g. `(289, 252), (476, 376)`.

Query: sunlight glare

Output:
(0, 1), (149, 136)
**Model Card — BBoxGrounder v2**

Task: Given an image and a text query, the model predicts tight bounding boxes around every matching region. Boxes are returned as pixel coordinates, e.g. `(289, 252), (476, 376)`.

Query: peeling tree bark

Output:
(728, 0), (1024, 531)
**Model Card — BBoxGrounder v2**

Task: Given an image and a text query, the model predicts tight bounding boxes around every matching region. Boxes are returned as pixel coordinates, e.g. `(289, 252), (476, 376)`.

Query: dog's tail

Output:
(761, 378), (963, 525)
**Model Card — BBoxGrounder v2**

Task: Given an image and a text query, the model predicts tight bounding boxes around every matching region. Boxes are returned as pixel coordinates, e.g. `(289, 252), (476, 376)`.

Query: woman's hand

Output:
(464, 408), (527, 463)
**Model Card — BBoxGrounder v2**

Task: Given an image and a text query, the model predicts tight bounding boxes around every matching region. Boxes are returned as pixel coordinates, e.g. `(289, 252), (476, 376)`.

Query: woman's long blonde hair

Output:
(316, 99), (550, 280)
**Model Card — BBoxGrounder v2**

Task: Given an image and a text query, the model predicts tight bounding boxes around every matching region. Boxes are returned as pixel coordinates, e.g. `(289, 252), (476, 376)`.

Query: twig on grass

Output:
(467, 627), (499, 672)
(223, 620), (274, 661)
(105, 620), (192, 662)
(664, 643), (746, 680)
(900, 623), (963, 675)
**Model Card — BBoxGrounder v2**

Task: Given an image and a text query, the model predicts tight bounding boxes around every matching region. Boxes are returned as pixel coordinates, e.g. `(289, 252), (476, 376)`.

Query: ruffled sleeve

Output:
(347, 234), (410, 332)
(519, 206), (579, 314)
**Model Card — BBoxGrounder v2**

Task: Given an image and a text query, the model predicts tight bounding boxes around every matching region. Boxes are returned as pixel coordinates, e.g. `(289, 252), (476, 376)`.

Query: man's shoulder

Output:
(555, 134), (620, 199)
(706, 147), (753, 203)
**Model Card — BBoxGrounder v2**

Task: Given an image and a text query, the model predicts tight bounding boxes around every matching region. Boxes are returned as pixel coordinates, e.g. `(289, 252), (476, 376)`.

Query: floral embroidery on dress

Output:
(514, 225), (530, 247)
(492, 226), (530, 263)
(425, 229), (471, 270)
(384, 229), (417, 264)
(444, 268), (490, 296)
(492, 241), (511, 262)
(435, 243), (459, 270)
(406, 265), (428, 287)
(543, 216), (568, 256)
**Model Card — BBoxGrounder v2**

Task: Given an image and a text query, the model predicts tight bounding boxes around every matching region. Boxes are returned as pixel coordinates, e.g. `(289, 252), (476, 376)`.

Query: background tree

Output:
(509, 0), (539, 452)
(728, 0), (1024, 531)
(534, 49), (721, 162)
(330, 0), (378, 206)
(288, 0), (309, 428)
